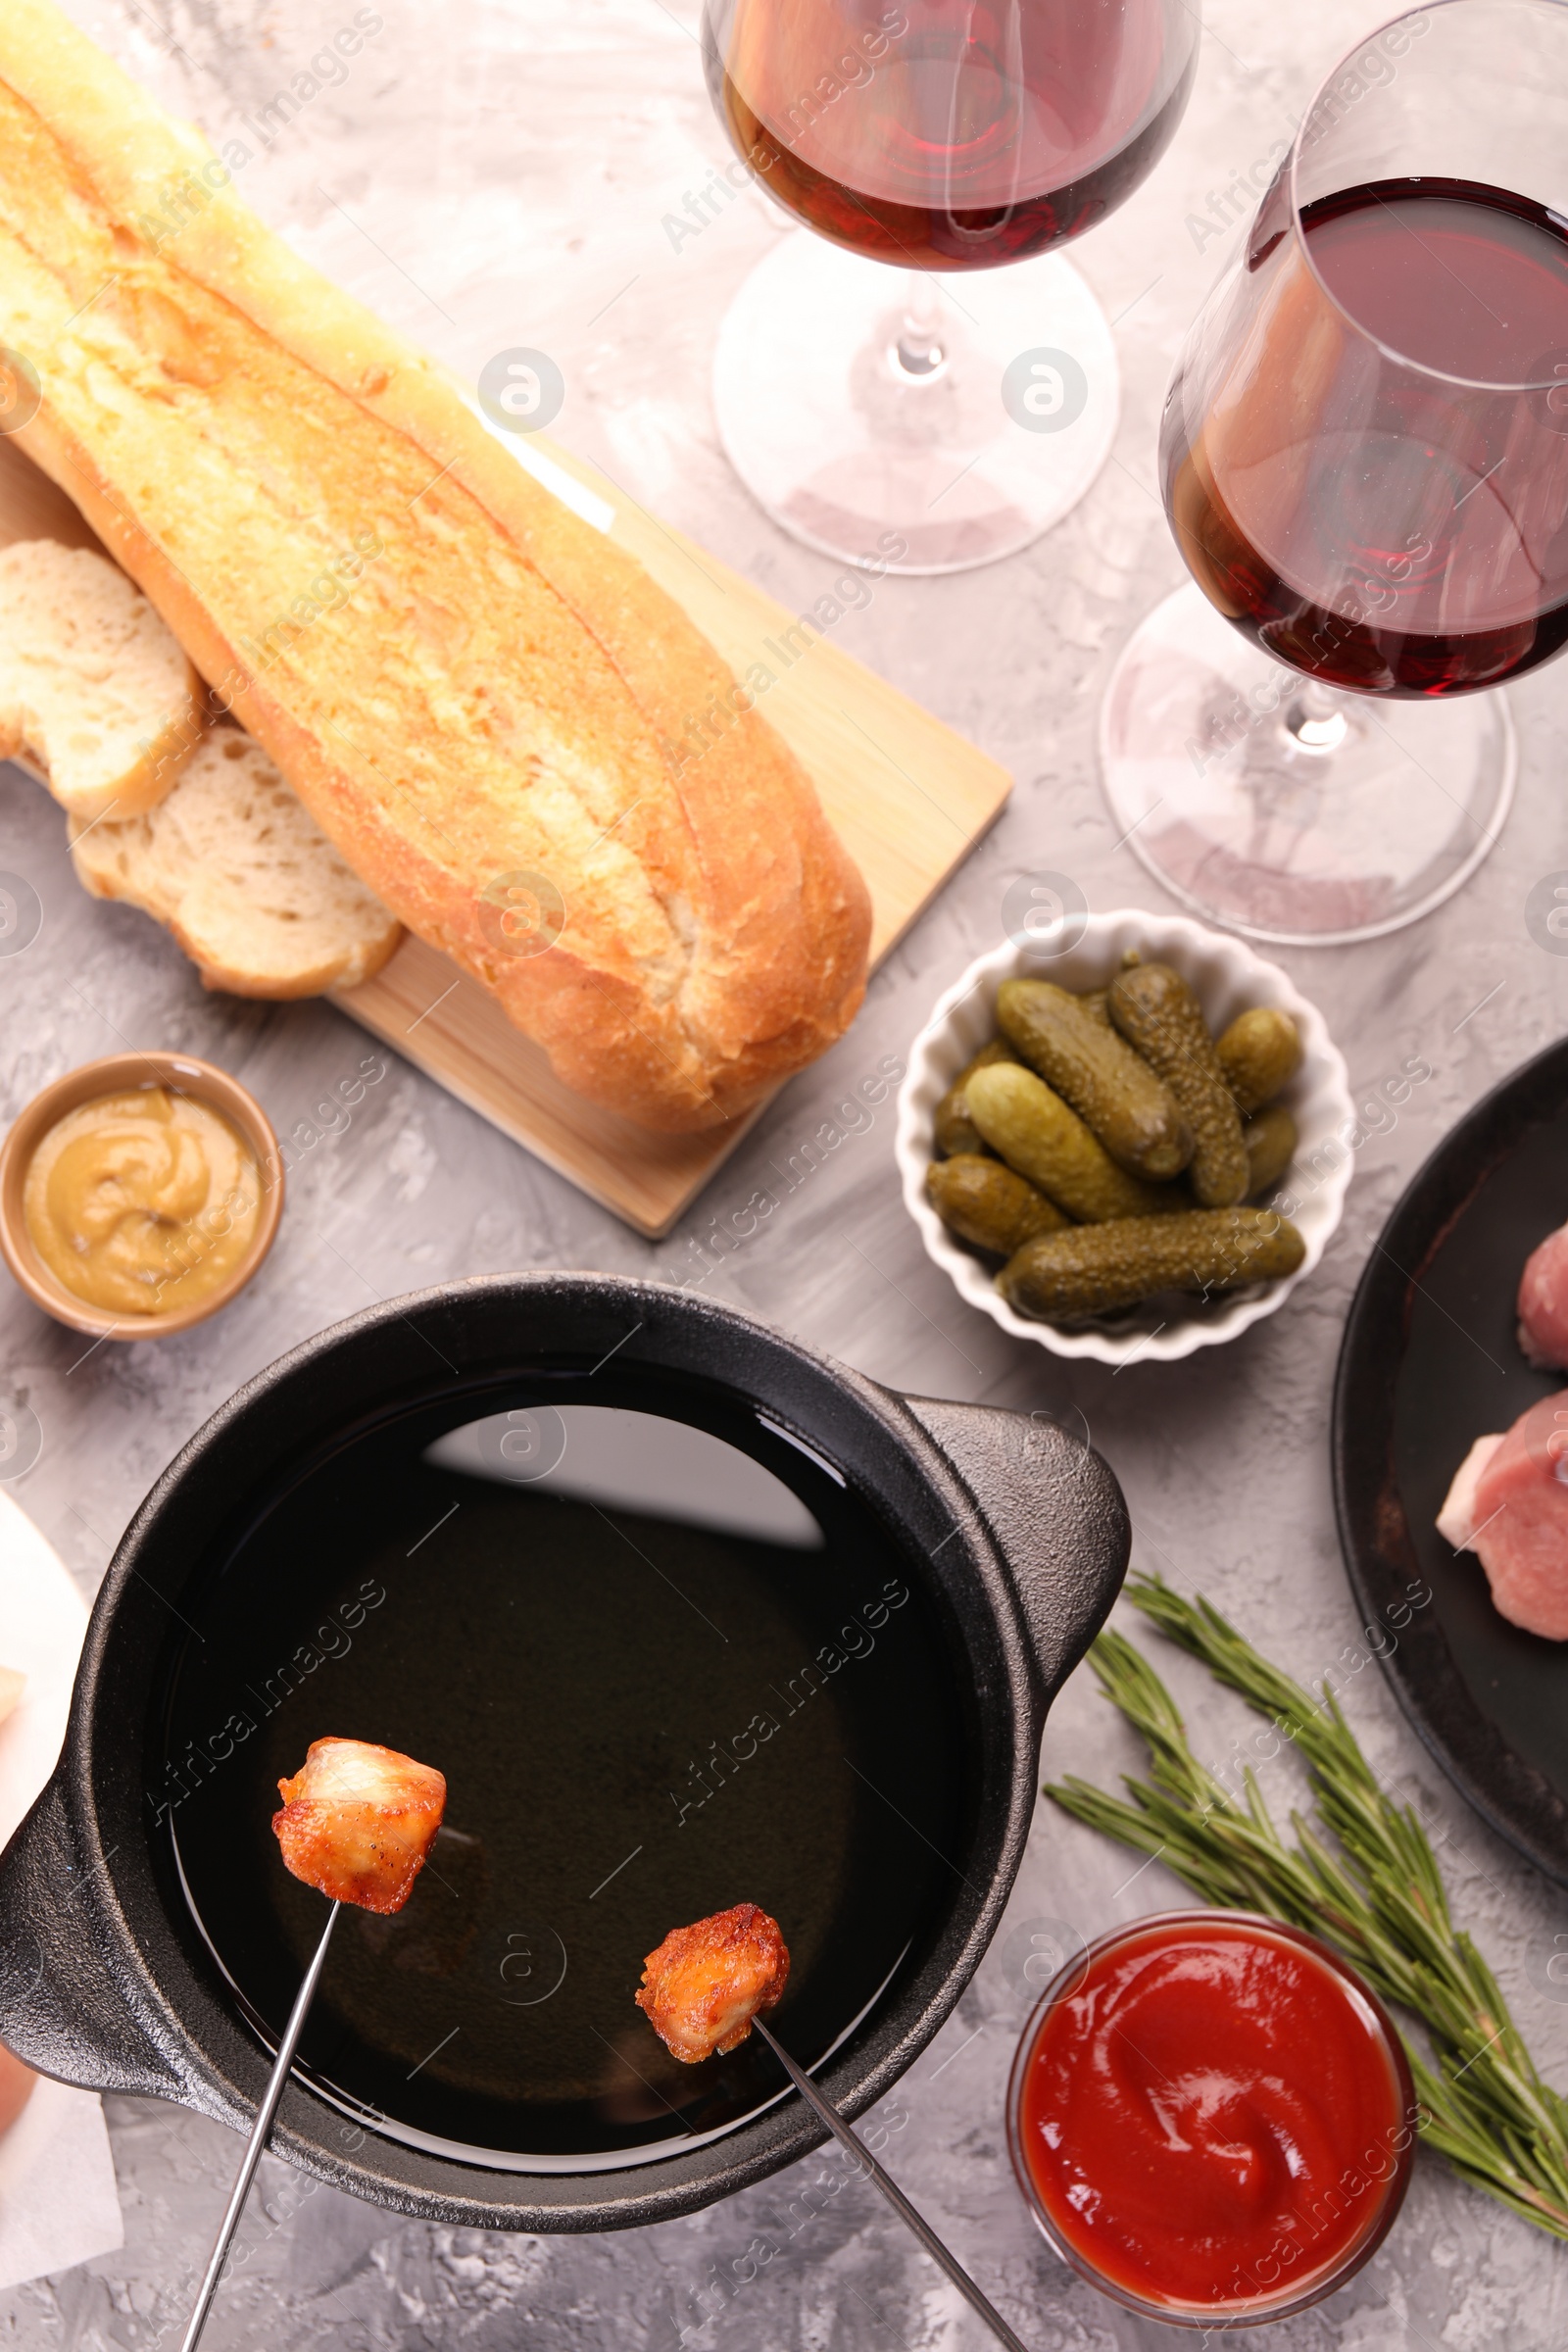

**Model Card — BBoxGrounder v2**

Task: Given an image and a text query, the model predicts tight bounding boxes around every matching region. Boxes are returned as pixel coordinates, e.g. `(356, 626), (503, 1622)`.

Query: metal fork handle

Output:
(179, 1900), (341, 2352)
(752, 2018), (1032, 2352)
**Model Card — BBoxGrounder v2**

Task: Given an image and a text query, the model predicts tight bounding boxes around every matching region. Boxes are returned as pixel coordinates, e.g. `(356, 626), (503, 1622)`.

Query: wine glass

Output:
(1101, 0), (1568, 944)
(701, 0), (1201, 574)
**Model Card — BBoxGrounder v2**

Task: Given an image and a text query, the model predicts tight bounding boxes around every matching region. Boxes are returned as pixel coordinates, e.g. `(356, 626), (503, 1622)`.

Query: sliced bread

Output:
(72, 728), (403, 998)
(0, 538), (203, 819)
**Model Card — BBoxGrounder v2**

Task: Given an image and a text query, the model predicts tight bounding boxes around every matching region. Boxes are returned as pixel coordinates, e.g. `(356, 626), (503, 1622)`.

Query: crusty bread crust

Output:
(0, 0), (870, 1129)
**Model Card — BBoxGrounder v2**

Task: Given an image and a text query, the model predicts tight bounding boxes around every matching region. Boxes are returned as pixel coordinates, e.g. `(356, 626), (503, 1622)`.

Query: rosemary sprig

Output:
(1045, 1574), (1568, 2239)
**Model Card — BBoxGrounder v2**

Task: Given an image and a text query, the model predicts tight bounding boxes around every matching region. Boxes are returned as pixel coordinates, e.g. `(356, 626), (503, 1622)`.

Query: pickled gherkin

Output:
(925, 1154), (1069, 1256)
(1243, 1104), (1297, 1200)
(964, 1062), (1171, 1223)
(1216, 1006), (1303, 1116)
(1108, 962), (1249, 1208)
(996, 978), (1192, 1181)
(934, 1039), (1015, 1158)
(1000, 1208), (1306, 1324)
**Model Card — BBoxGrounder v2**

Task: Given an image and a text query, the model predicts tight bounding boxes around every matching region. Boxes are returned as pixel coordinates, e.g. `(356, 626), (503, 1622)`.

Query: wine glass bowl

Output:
(1167, 141), (1568, 697)
(700, 0), (1201, 571)
(703, 0), (1197, 271)
(1103, 0), (1568, 943)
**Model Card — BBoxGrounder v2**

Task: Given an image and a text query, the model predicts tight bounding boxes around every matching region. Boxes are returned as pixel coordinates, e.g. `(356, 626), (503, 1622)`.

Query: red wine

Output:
(704, 0), (1194, 270)
(1166, 178), (1568, 697)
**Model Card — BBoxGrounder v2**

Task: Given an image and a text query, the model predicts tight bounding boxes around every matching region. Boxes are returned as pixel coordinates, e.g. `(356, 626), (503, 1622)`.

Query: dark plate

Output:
(1333, 1036), (1568, 1888)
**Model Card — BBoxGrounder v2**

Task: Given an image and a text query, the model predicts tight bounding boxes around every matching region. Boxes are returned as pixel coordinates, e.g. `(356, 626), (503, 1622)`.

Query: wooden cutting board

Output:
(0, 431), (1009, 1236)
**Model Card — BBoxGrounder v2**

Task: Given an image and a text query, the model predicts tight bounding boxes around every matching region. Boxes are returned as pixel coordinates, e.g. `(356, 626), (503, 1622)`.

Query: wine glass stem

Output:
(894, 272), (948, 380)
(1282, 673), (1349, 756)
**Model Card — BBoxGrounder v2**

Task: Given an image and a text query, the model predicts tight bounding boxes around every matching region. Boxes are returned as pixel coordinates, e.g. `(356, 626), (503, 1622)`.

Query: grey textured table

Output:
(4, 0), (1568, 2343)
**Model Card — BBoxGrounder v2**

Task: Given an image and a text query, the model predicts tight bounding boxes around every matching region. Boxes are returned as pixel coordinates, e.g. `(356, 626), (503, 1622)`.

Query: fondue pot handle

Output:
(0, 1768), (184, 2099)
(899, 1396), (1130, 1702)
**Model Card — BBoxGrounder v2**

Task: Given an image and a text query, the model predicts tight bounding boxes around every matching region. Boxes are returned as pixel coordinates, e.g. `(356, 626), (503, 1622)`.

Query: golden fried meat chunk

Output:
(272, 1737), (446, 1915)
(635, 1902), (790, 2063)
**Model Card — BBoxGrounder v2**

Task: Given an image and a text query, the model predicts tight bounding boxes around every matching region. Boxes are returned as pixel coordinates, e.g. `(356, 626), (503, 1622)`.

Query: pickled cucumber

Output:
(1108, 962), (1249, 1207)
(1244, 1104), (1297, 1199)
(1080, 988), (1111, 1025)
(934, 1038), (1015, 1157)
(926, 1154), (1070, 1255)
(999, 1207), (1306, 1324)
(1216, 1006), (1303, 1116)
(964, 1062), (1171, 1223)
(997, 978), (1193, 1181)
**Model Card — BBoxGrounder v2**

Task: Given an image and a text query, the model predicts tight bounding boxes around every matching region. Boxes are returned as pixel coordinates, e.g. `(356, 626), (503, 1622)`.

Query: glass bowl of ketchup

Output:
(1005, 1910), (1419, 2328)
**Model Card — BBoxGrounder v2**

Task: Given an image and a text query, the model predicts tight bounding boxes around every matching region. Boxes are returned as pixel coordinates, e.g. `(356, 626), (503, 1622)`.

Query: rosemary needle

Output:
(1044, 1574), (1568, 2240)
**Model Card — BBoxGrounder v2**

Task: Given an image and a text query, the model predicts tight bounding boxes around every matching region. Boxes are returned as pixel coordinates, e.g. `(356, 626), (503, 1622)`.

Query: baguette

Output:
(72, 727), (403, 998)
(0, 0), (871, 1130)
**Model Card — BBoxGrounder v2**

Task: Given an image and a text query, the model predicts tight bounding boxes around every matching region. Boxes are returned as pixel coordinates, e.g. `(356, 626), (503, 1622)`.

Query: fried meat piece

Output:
(272, 1737), (447, 1915)
(635, 1902), (789, 2063)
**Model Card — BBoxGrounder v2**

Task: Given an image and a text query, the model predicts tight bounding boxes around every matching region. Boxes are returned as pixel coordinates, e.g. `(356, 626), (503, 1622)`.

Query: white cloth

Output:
(0, 1490), (124, 2289)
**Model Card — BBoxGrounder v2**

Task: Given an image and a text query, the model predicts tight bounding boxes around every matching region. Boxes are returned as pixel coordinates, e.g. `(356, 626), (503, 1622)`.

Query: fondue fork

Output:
(178, 1736), (447, 2349)
(752, 2018), (1033, 2352)
(179, 1900), (341, 2352)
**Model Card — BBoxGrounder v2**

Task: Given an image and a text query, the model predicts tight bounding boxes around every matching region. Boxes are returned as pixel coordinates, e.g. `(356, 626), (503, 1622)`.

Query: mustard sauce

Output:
(23, 1087), (261, 1317)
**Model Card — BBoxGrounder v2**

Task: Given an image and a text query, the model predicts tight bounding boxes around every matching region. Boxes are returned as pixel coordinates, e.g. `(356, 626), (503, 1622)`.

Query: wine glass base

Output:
(1100, 586), (1517, 946)
(712, 232), (1119, 575)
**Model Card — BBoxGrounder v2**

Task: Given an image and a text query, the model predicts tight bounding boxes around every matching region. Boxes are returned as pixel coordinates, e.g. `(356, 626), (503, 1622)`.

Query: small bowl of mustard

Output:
(0, 1053), (282, 1339)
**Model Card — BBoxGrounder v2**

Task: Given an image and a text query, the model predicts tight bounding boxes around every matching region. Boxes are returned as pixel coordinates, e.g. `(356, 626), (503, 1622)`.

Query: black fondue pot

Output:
(0, 1275), (1127, 2230)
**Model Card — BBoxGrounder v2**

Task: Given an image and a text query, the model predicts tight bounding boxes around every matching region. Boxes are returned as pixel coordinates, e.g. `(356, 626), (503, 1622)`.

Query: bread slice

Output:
(0, 0), (870, 1131)
(72, 728), (403, 998)
(0, 538), (203, 819)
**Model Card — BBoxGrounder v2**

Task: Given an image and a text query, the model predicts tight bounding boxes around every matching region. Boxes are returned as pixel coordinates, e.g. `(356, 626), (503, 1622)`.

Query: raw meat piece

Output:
(1518, 1223), (1568, 1369)
(1435, 1434), (1502, 1548)
(1437, 1393), (1568, 1640)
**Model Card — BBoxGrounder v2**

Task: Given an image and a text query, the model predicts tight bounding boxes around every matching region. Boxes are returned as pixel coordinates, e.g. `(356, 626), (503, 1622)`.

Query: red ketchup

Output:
(1012, 1914), (1414, 2316)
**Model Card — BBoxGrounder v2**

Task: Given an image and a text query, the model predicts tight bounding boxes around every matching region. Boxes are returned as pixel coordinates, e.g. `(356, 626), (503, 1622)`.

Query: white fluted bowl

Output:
(896, 911), (1354, 1365)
